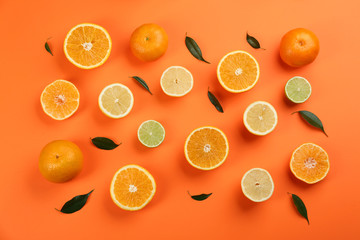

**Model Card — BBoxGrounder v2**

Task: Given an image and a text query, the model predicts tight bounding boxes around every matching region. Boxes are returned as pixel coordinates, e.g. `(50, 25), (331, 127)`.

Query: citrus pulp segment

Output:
(217, 50), (260, 93)
(243, 101), (278, 136)
(98, 83), (134, 119)
(285, 76), (312, 103)
(137, 120), (165, 148)
(40, 79), (80, 120)
(241, 168), (274, 202)
(184, 126), (229, 170)
(160, 66), (193, 97)
(64, 23), (112, 69)
(110, 164), (156, 211)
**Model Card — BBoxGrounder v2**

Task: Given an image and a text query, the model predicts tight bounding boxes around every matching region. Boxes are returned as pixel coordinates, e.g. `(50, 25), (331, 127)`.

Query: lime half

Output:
(285, 76), (312, 103)
(137, 120), (165, 148)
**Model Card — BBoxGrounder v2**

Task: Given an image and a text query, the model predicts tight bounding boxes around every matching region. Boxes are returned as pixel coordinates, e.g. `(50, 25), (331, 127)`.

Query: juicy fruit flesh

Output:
(245, 103), (277, 134)
(218, 51), (259, 92)
(285, 77), (311, 103)
(161, 67), (193, 96)
(185, 127), (228, 170)
(111, 165), (156, 210)
(138, 120), (165, 147)
(242, 168), (274, 202)
(291, 143), (330, 184)
(100, 84), (133, 116)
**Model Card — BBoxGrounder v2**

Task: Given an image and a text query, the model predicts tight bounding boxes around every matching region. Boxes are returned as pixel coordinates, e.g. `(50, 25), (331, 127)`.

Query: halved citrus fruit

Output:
(64, 23), (112, 69)
(160, 66), (193, 97)
(110, 164), (156, 211)
(241, 168), (274, 202)
(290, 143), (330, 184)
(217, 50), (260, 93)
(285, 76), (312, 103)
(98, 83), (134, 119)
(138, 120), (165, 148)
(40, 80), (80, 120)
(184, 126), (229, 170)
(243, 101), (278, 136)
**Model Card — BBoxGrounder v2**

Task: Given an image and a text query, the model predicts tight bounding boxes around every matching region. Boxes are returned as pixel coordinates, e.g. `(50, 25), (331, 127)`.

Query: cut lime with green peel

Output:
(285, 76), (312, 103)
(137, 120), (165, 148)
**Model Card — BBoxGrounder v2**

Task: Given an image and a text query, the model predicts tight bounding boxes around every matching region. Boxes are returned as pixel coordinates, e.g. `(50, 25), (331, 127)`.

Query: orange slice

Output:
(290, 143), (330, 184)
(40, 80), (80, 120)
(217, 50), (260, 93)
(64, 23), (112, 69)
(184, 126), (229, 170)
(110, 165), (156, 211)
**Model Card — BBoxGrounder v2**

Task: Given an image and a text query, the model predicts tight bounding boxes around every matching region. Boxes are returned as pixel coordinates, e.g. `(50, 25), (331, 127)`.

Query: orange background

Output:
(1, 0), (359, 239)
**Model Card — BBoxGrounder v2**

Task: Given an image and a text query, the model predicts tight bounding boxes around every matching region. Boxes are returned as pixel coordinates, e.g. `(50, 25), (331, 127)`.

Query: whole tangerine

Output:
(279, 28), (319, 67)
(130, 23), (168, 61)
(39, 140), (83, 183)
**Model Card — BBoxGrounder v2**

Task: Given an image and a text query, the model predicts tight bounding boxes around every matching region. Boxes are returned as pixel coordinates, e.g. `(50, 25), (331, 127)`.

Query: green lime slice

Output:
(285, 76), (312, 103)
(137, 120), (165, 148)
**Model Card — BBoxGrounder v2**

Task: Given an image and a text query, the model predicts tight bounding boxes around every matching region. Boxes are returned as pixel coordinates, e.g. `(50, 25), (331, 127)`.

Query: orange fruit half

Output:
(217, 50), (260, 93)
(40, 80), (80, 120)
(290, 143), (330, 184)
(184, 126), (229, 170)
(64, 23), (112, 69)
(110, 165), (156, 211)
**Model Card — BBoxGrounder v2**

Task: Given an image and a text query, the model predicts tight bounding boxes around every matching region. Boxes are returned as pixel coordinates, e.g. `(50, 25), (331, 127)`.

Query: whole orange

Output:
(39, 140), (83, 183)
(130, 23), (168, 61)
(279, 28), (319, 67)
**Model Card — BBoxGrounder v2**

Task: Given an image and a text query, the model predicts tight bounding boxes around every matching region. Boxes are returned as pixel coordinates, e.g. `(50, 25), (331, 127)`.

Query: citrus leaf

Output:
(207, 88), (223, 113)
(45, 40), (53, 56)
(246, 32), (264, 50)
(292, 110), (328, 137)
(91, 137), (121, 150)
(185, 34), (210, 64)
(56, 190), (94, 214)
(188, 191), (212, 201)
(289, 193), (309, 225)
(130, 76), (152, 95)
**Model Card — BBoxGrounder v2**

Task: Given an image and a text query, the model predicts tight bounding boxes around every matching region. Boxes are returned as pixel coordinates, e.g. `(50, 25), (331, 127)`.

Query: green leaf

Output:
(246, 32), (264, 50)
(185, 34), (210, 64)
(56, 190), (94, 214)
(91, 137), (121, 150)
(187, 191), (212, 201)
(289, 193), (309, 225)
(45, 40), (53, 56)
(292, 110), (328, 137)
(130, 76), (152, 95)
(207, 88), (224, 113)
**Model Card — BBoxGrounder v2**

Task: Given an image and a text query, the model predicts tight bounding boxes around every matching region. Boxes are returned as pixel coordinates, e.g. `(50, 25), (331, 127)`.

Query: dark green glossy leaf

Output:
(56, 190), (94, 214)
(290, 193), (309, 225)
(45, 41), (53, 56)
(130, 76), (152, 95)
(91, 137), (121, 150)
(185, 34), (210, 64)
(207, 88), (223, 113)
(292, 110), (328, 137)
(246, 32), (264, 50)
(188, 191), (212, 201)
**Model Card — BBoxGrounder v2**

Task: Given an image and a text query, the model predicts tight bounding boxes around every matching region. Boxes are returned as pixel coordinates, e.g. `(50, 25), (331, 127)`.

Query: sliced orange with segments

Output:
(64, 23), (112, 69)
(40, 80), (80, 120)
(110, 164), (156, 211)
(290, 143), (330, 184)
(184, 126), (229, 170)
(217, 50), (260, 93)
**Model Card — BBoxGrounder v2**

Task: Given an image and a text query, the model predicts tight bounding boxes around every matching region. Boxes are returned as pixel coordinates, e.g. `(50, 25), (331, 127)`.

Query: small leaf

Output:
(45, 38), (53, 56)
(56, 189), (94, 214)
(130, 76), (152, 95)
(246, 32), (264, 50)
(91, 137), (121, 150)
(188, 191), (212, 201)
(292, 110), (328, 137)
(207, 88), (224, 113)
(289, 193), (309, 225)
(185, 34), (210, 64)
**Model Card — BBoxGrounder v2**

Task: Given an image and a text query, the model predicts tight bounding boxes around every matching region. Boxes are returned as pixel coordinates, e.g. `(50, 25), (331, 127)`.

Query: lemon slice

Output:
(241, 168), (274, 202)
(285, 76), (312, 103)
(243, 101), (278, 136)
(98, 83), (134, 118)
(160, 66), (193, 97)
(137, 120), (165, 148)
